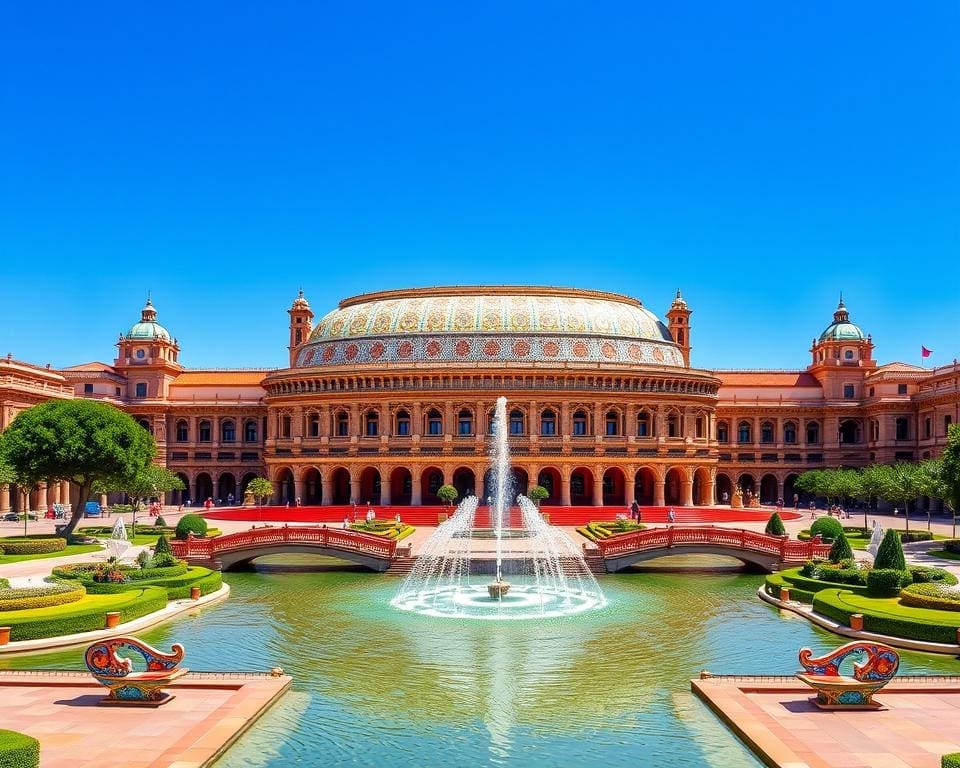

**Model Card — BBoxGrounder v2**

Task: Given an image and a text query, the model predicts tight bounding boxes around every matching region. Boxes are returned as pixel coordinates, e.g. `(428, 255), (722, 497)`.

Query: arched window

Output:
(509, 409), (524, 435)
(365, 411), (379, 437)
(198, 420), (211, 442)
(335, 411), (349, 437)
(137, 418), (152, 433)
(573, 410), (588, 436)
(175, 420), (188, 442)
(667, 411), (680, 438)
(307, 412), (320, 437)
(695, 414), (705, 439)
(457, 409), (473, 436)
(427, 409), (443, 436)
(221, 420), (236, 442)
(395, 410), (411, 436)
(784, 421), (797, 444)
(280, 414), (292, 439)
(760, 421), (774, 444)
(717, 421), (729, 443)
(540, 409), (557, 436)
(737, 421), (751, 443)
(895, 417), (909, 441)
(637, 410), (652, 437)
(605, 410), (619, 436)
(840, 419), (860, 444)
(244, 419), (258, 442)
(806, 421), (820, 444)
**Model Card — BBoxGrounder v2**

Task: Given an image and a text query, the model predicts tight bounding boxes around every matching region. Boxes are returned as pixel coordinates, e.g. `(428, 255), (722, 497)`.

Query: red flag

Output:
(921, 346), (933, 358)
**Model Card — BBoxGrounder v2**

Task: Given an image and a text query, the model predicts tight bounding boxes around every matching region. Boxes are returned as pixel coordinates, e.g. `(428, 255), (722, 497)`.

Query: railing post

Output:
(780, 538), (787, 558)
(667, 527), (674, 548)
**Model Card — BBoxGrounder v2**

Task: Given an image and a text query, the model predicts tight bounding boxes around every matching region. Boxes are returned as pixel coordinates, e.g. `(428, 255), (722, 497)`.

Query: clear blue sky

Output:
(1, 2), (957, 371)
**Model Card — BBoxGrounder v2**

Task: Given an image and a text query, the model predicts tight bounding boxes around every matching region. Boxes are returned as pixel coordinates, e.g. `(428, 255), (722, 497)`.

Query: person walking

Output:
(630, 499), (640, 522)
(667, 507), (675, 524)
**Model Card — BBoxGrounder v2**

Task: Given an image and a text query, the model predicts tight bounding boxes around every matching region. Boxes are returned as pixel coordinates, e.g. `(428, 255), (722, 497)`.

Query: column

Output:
(320, 469), (333, 506)
(706, 475), (716, 506)
(412, 402), (423, 437)
(380, 467), (392, 506)
(37, 482), (48, 510)
(0, 485), (8, 513)
(654, 476), (666, 506)
(350, 475), (361, 506)
(61, 481), (70, 510)
(561, 472), (571, 507)
(411, 469), (423, 506)
(99, 493), (108, 509)
(294, 476), (305, 504)
(320, 405), (331, 437)
(592, 470), (604, 507)
(681, 475), (693, 506)
(560, 402), (570, 436)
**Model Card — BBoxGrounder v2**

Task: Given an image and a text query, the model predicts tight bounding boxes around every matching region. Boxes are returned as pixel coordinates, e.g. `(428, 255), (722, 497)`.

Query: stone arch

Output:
(302, 467), (322, 505)
(217, 472), (236, 503)
(512, 467), (529, 498)
(536, 467), (562, 504)
(693, 466), (712, 505)
(359, 467), (381, 504)
(569, 466), (594, 505)
(664, 467), (685, 506)
(452, 466), (476, 499)
(715, 473), (733, 504)
(239, 472), (259, 499)
(390, 467), (413, 505)
(602, 467), (627, 506)
(195, 472), (213, 504)
(174, 473), (190, 506)
(634, 466), (657, 505)
(760, 473), (778, 504)
(784, 473), (801, 507)
(274, 467), (295, 505)
(420, 466), (444, 504)
(737, 473), (756, 496)
(330, 467), (351, 505)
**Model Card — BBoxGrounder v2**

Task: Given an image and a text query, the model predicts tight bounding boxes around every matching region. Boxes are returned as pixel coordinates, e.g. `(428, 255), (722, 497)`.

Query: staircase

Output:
(384, 556), (418, 577)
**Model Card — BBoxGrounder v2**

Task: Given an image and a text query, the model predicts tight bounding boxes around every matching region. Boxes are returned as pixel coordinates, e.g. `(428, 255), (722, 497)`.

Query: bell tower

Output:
(288, 289), (314, 367)
(666, 289), (692, 366)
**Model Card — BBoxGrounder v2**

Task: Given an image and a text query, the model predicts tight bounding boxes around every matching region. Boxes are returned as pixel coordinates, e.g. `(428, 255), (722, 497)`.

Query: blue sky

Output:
(1, 2), (957, 371)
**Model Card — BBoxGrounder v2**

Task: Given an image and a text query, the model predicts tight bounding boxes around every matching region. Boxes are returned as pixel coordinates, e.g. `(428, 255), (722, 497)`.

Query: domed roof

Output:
(295, 286), (684, 368)
(819, 298), (865, 342)
(126, 298), (172, 341)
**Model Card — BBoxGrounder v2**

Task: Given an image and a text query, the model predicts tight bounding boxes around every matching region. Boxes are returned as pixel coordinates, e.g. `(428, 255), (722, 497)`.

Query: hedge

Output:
(175, 514), (208, 540)
(900, 584), (960, 612)
(0, 729), (39, 768)
(809, 517), (844, 542)
(79, 567), (220, 598)
(813, 589), (960, 644)
(0, 538), (66, 556)
(764, 573), (818, 604)
(51, 561), (188, 582)
(0, 587), (168, 642)
(0, 584), (86, 612)
(867, 568), (913, 596)
(943, 753), (960, 768)
(910, 566), (957, 585)
(0, 579), (8, 590)
(164, 569), (222, 600)
(765, 567), (872, 602)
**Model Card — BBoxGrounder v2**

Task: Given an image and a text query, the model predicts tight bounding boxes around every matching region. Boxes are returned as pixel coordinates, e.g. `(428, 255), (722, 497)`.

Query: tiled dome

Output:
(126, 298), (172, 341)
(819, 299), (865, 342)
(296, 286), (684, 368)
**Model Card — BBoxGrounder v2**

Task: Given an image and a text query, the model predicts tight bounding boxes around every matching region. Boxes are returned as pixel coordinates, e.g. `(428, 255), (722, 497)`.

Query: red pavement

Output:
(202, 504), (800, 526)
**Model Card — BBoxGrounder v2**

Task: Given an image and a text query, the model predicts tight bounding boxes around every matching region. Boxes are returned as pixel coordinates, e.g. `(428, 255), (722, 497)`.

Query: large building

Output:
(1, 286), (957, 513)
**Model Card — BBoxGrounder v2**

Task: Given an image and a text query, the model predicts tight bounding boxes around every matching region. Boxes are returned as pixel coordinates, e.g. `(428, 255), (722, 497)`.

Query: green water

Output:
(4, 558), (958, 767)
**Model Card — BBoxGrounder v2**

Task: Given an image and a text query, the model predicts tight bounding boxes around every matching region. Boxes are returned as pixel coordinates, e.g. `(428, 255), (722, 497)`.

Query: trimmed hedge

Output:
(764, 573), (818, 604)
(813, 589), (960, 644)
(900, 583), (960, 612)
(0, 729), (39, 768)
(79, 567), (220, 598)
(51, 561), (188, 582)
(943, 753), (960, 768)
(867, 568), (913, 596)
(910, 566), (957, 585)
(0, 537), (66, 556)
(0, 584), (86, 612)
(764, 512), (786, 536)
(0, 578), (8, 590)
(165, 569), (222, 600)
(874, 529), (906, 570)
(175, 514), (208, 540)
(810, 517), (844, 542)
(765, 567), (872, 603)
(0, 587), (168, 642)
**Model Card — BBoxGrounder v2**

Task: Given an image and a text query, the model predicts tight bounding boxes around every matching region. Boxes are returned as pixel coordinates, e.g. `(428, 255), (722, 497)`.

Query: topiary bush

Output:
(764, 512), (786, 536)
(943, 754), (960, 768)
(809, 517), (843, 542)
(817, 565), (864, 586)
(174, 514), (208, 540)
(874, 528), (906, 570)
(0, 578), (8, 589)
(829, 531), (854, 563)
(155, 515), (167, 527)
(0, 537), (66, 555)
(867, 568), (913, 596)
(909, 566), (956, 585)
(0, 729), (39, 768)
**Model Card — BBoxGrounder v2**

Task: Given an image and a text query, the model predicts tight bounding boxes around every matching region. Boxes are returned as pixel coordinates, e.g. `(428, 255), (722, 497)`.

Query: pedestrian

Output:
(395, 512), (402, 527)
(793, 493), (799, 510)
(667, 506), (675, 524)
(722, 491), (729, 504)
(343, 517), (350, 529)
(366, 503), (375, 523)
(630, 499), (639, 522)
(296, 496), (302, 508)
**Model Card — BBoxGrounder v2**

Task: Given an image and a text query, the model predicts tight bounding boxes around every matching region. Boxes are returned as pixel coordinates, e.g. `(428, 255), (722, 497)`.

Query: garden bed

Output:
(812, 588), (960, 644)
(576, 520), (645, 542)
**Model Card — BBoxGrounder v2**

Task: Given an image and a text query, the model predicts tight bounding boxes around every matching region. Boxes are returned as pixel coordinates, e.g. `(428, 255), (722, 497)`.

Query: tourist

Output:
(343, 517), (349, 529)
(204, 497), (213, 511)
(227, 492), (234, 505)
(721, 491), (729, 504)
(630, 500), (639, 521)
(793, 493), (799, 509)
(893, 507), (899, 516)
(296, 496), (301, 507)
(667, 507), (675, 524)
(366, 503), (375, 523)
(395, 512), (401, 526)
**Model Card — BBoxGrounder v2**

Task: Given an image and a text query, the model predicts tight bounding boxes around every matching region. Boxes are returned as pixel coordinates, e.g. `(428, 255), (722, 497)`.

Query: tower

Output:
(666, 290), (692, 366)
(288, 289), (314, 367)
(809, 295), (875, 370)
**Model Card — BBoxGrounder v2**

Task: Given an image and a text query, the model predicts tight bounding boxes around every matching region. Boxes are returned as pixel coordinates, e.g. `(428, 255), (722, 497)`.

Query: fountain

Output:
(106, 516), (131, 561)
(392, 396), (607, 619)
(867, 520), (884, 558)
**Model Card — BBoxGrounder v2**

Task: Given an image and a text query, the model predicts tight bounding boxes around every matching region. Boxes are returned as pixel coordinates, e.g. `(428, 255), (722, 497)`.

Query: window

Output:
(221, 420), (235, 443)
(924, 417), (931, 439)
(784, 422), (797, 444)
(509, 409), (524, 435)
(843, 384), (855, 399)
(83, 383), (93, 394)
(115, 387), (121, 397)
(897, 383), (908, 395)
(667, 412), (680, 438)
(396, 410), (410, 436)
(244, 420), (258, 442)
(457, 409), (473, 436)
(806, 421), (820, 444)
(869, 387), (875, 397)
(335, 412), (349, 437)
(737, 422), (751, 443)
(637, 411), (651, 437)
(308, 413), (320, 437)
(605, 410), (619, 436)
(895, 417), (909, 441)
(135, 349), (145, 359)
(280, 415), (292, 439)
(572, 410), (588, 436)
(199, 420), (212, 442)
(760, 422), (774, 444)
(365, 412), (379, 437)
(427, 409), (442, 436)
(695, 415), (705, 439)
(844, 350), (854, 360)
(175, 420), (188, 442)
(540, 410), (556, 436)
(134, 382), (147, 398)
(717, 421), (729, 443)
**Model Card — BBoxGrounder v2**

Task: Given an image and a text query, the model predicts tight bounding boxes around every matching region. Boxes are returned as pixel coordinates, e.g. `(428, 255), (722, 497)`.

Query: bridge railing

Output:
(595, 526), (832, 562)
(171, 526), (397, 560)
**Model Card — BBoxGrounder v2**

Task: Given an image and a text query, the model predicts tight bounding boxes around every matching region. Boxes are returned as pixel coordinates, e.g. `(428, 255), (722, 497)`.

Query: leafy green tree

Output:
(858, 464), (887, 529)
(246, 477), (273, 506)
(829, 530), (853, 562)
(527, 485), (549, 507)
(877, 462), (923, 532)
(0, 400), (154, 538)
(96, 464), (184, 513)
(764, 511), (786, 536)
(940, 424), (960, 535)
(437, 484), (458, 506)
(873, 528), (906, 570)
(794, 470), (827, 504)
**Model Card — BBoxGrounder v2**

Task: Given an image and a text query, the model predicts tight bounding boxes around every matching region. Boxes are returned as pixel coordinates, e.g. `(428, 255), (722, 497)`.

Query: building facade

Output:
(2, 287), (957, 512)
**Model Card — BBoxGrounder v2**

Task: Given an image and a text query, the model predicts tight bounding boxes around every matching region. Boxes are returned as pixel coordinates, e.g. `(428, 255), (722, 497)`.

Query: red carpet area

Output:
(201, 504), (802, 526)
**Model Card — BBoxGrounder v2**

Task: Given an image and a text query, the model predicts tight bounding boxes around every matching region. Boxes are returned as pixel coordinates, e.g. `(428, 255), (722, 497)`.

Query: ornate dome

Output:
(295, 286), (684, 368)
(126, 298), (172, 341)
(819, 298), (865, 342)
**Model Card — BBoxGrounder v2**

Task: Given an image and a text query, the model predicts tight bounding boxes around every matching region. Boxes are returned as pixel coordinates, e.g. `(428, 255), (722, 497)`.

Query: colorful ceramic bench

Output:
(796, 640), (899, 709)
(85, 636), (187, 706)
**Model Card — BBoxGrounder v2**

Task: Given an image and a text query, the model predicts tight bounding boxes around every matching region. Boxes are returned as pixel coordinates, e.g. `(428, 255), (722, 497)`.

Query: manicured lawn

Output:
(0, 544), (102, 565)
(813, 588), (960, 644)
(929, 549), (960, 562)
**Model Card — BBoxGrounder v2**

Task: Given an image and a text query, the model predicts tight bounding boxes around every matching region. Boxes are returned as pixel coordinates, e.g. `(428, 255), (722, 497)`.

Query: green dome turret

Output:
(125, 297), (172, 341)
(819, 296), (864, 342)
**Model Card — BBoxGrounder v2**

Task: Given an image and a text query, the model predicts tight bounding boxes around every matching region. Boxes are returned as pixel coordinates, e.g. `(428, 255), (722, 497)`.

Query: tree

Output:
(937, 424), (960, 538)
(527, 485), (549, 507)
(829, 530), (853, 562)
(877, 462), (923, 533)
(97, 464), (184, 514)
(437, 484), (458, 507)
(873, 528), (906, 570)
(794, 470), (828, 506)
(764, 511), (786, 536)
(0, 400), (155, 539)
(246, 477), (273, 506)
(916, 459), (946, 532)
(858, 464), (887, 530)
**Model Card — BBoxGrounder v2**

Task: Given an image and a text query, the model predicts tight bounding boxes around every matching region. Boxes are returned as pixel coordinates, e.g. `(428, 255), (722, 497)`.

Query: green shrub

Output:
(764, 573), (817, 603)
(814, 588), (960, 644)
(155, 515), (167, 527)
(900, 583), (960, 612)
(874, 529), (906, 570)
(910, 566), (957, 585)
(818, 565), (864, 586)
(136, 550), (152, 570)
(0, 584), (85, 612)
(0, 578), (8, 590)
(943, 753), (960, 768)
(81, 566), (220, 597)
(900, 530), (934, 543)
(764, 512), (786, 536)
(799, 559), (825, 578)
(829, 531), (854, 563)
(0, 729), (39, 768)
(809, 517), (843, 542)
(867, 568), (912, 596)
(174, 514), (208, 540)
(946, 540), (960, 555)
(0, 537), (66, 555)
(778, 567), (872, 597)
